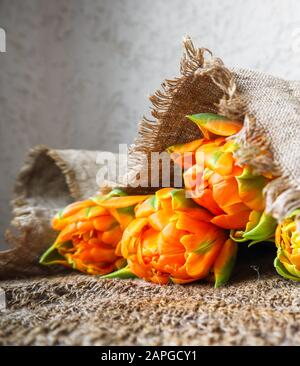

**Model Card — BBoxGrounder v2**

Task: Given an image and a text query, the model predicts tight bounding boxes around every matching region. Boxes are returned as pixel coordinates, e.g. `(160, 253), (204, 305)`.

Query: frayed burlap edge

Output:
(126, 37), (247, 193)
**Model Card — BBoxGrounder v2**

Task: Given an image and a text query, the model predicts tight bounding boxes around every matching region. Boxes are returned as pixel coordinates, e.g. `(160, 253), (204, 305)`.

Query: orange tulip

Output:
(186, 113), (243, 139)
(168, 113), (273, 243)
(40, 190), (150, 275)
(118, 188), (237, 286)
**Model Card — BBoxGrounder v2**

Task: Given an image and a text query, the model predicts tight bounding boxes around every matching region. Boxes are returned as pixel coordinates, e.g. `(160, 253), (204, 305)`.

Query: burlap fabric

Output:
(0, 146), (103, 279)
(2, 246), (300, 346)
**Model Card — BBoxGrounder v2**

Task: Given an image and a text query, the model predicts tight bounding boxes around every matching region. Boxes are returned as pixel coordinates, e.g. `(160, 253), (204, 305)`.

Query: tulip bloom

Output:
(274, 210), (300, 281)
(119, 188), (237, 287)
(168, 113), (274, 244)
(40, 190), (149, 275)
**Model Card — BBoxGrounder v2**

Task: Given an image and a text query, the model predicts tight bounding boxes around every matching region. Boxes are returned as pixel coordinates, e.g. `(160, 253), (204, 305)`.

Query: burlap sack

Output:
(0, 146), (105, 279)
(128, 37), (300, 224)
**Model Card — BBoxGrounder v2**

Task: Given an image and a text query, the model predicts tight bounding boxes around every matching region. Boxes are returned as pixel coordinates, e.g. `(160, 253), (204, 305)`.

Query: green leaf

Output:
(39, 242), (71, 265)
(274, 257), (300, 282)
(100, 265), (137, 279)
(230, 229), (249, 243)
(214, 255), (237, 288)
(186, 113), (228, 125)
(243, 212), (277, 242)
(91, 188), (127, 205)
(186, 113), (229, 138)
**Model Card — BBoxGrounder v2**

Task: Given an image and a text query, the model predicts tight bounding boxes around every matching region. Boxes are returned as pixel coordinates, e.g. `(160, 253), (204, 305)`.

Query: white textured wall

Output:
(0, 0), (300, 248)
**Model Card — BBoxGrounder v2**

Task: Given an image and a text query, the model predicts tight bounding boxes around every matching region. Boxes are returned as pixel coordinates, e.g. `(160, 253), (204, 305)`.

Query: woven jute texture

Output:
(1, 246), (300, 346)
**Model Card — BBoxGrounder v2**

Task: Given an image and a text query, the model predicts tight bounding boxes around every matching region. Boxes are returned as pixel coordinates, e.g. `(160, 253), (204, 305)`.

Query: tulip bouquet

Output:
(40, 113), (298, 287)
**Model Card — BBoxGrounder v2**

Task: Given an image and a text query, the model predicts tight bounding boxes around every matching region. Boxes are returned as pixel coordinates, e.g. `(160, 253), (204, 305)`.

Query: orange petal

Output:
(128, 260), (150, 280)
(237, 177), (266, 211)
(121, 236), (138, 259)
(166, 139), (204, 154)
(90, 246), (118, 263)
(212, 176), (242, 209)
(180, 228), (224, 253)
(211, 210), (250, 230)
(87, 206), (109, 218)
(176, 213), (214, 235)
(98, 195), (150, 209)
(155, 253), (186, 272)
(187, 113), (242, 138)
(101, 225), (123, 246)
(171, 277), (196, 284)
(52, 207), (90, 231)
(222, 202), (251, 215)
(125, 218), (148, 237)
(185, 239), (223, 278)
(161, 222), (186, 244)
(141, 228), (160, 257)
(109, 207), (134, 229)
(52, 216), (69, 231)
(135, 196), (157, 218)
(178, 207), (213, 222)
(204, 119), (243, 137)
(93, 216), (117, 231)
(199, 144), (234, 176)
(210, 151), (234, 176)
(170, 152), (195, 170)
(208, 171), (223, 185)
(115, 241), (122, 257)
(149, 274), (170, 285)
(157, 233), (185, 255)
(232, 165), (244, 176)
(60, 200), (95, 219)
(54, 222), (77, 243)
(148, 210), (170, 231)
(160, 198), (173, 214)
(76, 221), (94, 233)
(183, 165), (204, 190)
(155, 188), (174, 201)
(291, 254), (300, 269)
(192, 188), (224, 215)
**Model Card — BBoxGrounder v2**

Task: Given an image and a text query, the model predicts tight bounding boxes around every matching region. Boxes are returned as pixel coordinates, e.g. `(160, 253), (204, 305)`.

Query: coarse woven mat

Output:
(1, 246), (300, 346)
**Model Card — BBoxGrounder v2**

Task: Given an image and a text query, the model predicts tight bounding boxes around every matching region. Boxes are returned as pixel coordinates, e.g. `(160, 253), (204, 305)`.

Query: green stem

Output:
(100, 266), (137, 279)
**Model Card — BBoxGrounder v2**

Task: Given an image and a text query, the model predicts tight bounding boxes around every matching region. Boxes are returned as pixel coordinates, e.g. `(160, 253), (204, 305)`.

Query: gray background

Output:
(0, 0), (300, 249)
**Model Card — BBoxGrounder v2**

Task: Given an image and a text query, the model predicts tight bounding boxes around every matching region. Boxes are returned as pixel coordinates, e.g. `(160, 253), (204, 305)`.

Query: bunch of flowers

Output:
(40, 113), (298, 286)
(167, 113), (277, 245)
